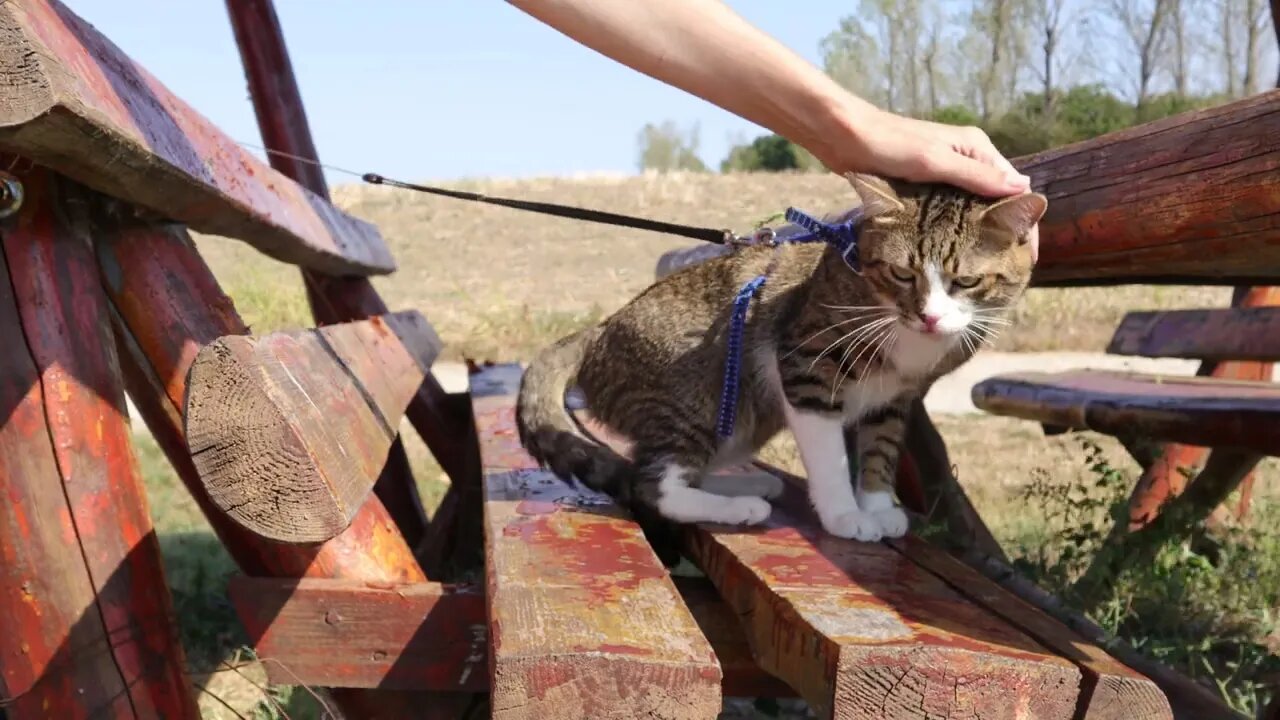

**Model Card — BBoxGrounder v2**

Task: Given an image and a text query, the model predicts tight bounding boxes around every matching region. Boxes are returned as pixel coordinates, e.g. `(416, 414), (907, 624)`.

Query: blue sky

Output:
(65, 1), (853, 185)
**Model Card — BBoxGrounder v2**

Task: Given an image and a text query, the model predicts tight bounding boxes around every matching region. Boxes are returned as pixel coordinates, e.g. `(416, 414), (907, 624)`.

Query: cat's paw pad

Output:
(724, 496), (772, 525)
(871, 506), (909, 538)
(822, 508), (883, 542)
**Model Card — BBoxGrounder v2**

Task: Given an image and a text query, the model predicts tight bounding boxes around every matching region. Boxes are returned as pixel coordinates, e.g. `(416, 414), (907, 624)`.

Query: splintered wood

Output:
(0, 0), (395, 275)
(474, 364), (722, 720)
(184, 312), (441, 543)
(683, 468), (1081, 720)
(972, 369), (1280, 455)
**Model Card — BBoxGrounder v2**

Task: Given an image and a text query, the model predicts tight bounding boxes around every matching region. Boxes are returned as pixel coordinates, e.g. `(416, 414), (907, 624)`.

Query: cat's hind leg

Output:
(699, 472), (785, 500)
(632, 442), (772, 526)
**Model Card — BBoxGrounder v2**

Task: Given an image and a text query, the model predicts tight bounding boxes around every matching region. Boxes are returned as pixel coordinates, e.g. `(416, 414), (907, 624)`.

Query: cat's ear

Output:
(844, 172), (905, 218)
(977, 192), (1048, 240)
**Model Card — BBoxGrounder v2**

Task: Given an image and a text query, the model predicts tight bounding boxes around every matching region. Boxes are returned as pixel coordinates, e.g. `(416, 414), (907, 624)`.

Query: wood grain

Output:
(184, 312), (441, 543)
(1016, 90), (1280, 286)
(474, 364), (723, 720)
(0, 0), (394, 275)
(1108, 306), (1280, 362)
(0, 169), (198, 717)
(972, 370), (1280, 455)
(96, 215), (443, 718)
(889, 536), (1171, 719)
(681, 468), (1081, 720)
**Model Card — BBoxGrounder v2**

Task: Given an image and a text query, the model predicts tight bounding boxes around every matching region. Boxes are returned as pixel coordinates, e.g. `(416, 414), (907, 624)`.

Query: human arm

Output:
(506, 0), (1034, 200)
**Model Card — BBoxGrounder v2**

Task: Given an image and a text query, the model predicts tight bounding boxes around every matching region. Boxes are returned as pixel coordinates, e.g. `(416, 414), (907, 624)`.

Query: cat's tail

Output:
(516, 326), (633, 500)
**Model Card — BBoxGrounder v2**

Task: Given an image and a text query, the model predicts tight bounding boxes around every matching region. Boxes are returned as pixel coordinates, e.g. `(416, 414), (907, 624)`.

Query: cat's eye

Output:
(951, 275), (982, 289)
(888, 266), (914, 283)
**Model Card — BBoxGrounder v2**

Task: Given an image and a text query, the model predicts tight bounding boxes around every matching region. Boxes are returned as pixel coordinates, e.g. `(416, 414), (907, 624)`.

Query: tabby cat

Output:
(516, 173), (1046, 544)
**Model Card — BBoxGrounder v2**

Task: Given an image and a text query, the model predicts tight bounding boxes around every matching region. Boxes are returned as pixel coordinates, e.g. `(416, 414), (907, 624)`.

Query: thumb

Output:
(930, 151), (1029, 197)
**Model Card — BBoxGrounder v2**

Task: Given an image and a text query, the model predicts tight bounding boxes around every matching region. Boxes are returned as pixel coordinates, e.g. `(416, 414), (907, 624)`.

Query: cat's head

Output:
(845, 172), (1046, 343)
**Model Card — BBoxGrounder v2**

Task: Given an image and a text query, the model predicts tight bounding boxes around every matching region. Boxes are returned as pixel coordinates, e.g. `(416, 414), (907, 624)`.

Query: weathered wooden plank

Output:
(229, 577), (488, 693)
(0, 169), (198, 717)
(681, 468), (1082, 720)
(475, 364), (722, 720)
(889, 536), (1171, 719)
(1108, 306), (1280, 362)
(1017, 90), (1280, 286)
(0, 0), (395, 276)
(96, 214), (444, 718)
(972, 370), (1280, 455)
(225, 575), (793, 699)
(184, 312), (441, 543)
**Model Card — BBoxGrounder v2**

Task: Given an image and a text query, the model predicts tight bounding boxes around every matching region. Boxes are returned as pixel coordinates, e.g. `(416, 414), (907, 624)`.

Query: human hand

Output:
(824, 108), (1039, 260)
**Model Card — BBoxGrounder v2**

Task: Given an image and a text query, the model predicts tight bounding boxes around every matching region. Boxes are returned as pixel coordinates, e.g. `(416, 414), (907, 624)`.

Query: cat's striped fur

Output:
(516, 173), (1045, 553)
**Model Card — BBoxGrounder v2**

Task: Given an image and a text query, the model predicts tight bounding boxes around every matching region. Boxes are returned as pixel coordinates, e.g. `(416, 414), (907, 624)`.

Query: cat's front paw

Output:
(724, 496), (772, 525)
(871, 506), (909, 538)
(821, 508), (882, 542)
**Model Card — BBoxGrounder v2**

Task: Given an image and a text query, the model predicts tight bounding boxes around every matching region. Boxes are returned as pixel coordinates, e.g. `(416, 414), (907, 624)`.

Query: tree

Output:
(720, 134), (821, 173)
(636, 121), (707, 173)
(1108, 0), (1175, 109)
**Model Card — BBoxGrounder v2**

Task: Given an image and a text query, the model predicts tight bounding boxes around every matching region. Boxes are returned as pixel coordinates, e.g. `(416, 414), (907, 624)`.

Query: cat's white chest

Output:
(887, 329), (954, 379)
(841, 369), (907, 422)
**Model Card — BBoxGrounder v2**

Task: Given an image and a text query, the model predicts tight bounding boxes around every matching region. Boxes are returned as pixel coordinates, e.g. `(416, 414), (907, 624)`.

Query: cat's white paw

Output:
(750, 473), (785, 499)
(821, 508), (883, 542)
(872, 506), (909, 538)
(723, 496), (772, 525)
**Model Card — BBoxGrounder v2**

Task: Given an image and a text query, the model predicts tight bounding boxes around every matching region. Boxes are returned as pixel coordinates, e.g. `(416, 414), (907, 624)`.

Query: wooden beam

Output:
(474, 364), (723, 720)
(95, 213), (450, 719)
(972, 370), (1280, 456)
(224, 0), (441, 551)
(226, 575), (794, 699)
(184, 313), (441, 543)
(0, 169), (199, 717)
(1016, 90), (1280, 286)
(0, 0), (395, 276)
(1108, 306), (1280, 362)
(682, 467), (1081, 719)
(890, 537), (1171, 719)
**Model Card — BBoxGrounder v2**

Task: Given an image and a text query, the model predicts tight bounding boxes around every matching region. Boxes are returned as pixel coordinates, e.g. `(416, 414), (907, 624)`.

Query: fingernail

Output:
(1007, 172), (1031, 188)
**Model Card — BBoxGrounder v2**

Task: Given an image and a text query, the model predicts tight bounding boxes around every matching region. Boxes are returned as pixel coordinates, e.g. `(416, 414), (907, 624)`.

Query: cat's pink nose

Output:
(921, 313), (941, 332)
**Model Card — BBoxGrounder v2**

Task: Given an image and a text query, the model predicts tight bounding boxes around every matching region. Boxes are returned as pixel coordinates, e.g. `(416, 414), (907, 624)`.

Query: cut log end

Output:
(185, 335), (352, 543)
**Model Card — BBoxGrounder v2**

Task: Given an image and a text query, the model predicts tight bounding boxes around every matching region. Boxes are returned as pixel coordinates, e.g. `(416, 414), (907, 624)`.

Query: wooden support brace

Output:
(1109, 306), (1280, 363)
(95, 212), (465, 718)
(225, 575), (794, 699)
(184, 313), (441, 543)
(0, 0), (395, 275)
(0, 169), (198, 718)
(474, 364), (723, 720)
(681, 468), (1081, 719)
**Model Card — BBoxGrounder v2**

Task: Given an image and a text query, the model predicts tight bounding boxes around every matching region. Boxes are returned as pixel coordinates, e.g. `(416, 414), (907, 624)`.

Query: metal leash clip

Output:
(724, 226), (778, 249)
(0, 171), (23, 220)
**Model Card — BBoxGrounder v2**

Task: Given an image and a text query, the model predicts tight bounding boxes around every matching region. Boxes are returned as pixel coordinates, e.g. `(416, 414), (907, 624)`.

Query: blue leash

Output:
(714, 208), (862, 440)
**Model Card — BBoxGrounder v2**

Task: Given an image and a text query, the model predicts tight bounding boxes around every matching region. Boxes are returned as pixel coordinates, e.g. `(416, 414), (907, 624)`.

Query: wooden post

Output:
(223, 0), (435, 549)
(96, 214), (475, 717)
(0, 168), (198, 718)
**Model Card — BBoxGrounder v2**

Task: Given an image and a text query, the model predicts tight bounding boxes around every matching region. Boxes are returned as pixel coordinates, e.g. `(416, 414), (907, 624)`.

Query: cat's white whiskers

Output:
(834, 323), (895, 403)
(781, 315), (869, 360)
(830, 316), (896, 368)
(811, 316), (896, 372)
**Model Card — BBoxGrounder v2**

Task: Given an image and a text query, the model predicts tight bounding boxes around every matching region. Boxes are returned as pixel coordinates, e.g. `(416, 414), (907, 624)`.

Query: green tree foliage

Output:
(720, 134), (823, 173)
(636, 121), (708, 173)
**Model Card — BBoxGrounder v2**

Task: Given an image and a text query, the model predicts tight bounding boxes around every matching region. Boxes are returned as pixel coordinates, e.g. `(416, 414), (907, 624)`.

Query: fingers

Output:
(921, 147), (1030, 197)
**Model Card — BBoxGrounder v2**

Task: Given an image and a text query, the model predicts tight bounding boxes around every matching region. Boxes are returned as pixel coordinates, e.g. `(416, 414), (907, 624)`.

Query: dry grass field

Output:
(158, 171), (1275, 717)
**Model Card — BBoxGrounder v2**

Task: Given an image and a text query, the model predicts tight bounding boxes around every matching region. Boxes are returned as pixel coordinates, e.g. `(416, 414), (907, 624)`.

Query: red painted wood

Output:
(1017, 90), (1280, 286)
(0, 169), (198, 717)
(0, 0), (394, 276)
(96, 216), (448, 719)
(474, 364), (722, 720)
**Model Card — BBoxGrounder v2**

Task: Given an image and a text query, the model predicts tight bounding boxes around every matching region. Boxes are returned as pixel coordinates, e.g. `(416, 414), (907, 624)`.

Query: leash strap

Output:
(363, 173), (735, 245)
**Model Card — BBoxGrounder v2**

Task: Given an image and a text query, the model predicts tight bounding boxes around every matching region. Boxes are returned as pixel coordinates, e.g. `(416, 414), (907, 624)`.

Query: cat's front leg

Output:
(784, 404), (882, 542)
(854, 399), (912, 538)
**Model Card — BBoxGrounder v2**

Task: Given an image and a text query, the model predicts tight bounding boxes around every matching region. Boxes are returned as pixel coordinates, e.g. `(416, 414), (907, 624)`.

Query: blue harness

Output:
(714, 207), (863, 440)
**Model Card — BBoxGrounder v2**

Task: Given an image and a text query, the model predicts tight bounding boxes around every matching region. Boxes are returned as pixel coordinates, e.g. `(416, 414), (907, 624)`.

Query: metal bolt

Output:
(0, 172), (23, 220)
(324, 609), (342, 625)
